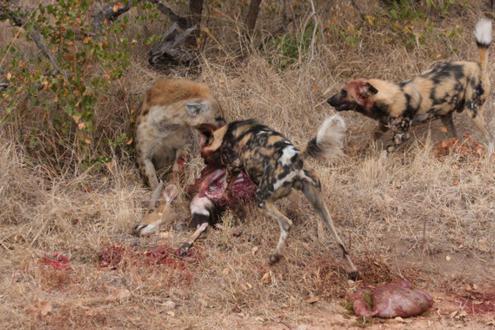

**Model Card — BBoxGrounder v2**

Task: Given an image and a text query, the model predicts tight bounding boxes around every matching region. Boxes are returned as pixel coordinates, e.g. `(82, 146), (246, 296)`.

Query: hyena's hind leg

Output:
(468, 106), (495, 154)
(263, 201), (293, 265)
(301, 180), (359, 280)
(440, 112), (458, 138)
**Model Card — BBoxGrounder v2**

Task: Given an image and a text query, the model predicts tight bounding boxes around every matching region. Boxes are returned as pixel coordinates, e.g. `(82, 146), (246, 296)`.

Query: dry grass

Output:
(1, 0), (495, 328)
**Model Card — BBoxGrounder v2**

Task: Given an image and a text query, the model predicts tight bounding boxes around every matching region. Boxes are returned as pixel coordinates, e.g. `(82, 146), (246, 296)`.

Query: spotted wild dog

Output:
(181, 115), (359, 279)
(328, 18), (494, 154)
(135, 78), (225, 196)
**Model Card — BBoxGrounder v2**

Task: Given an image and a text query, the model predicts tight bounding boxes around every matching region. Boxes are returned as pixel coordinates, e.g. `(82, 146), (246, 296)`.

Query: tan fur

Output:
(135, 79), (225, 190)
(329, 55), (493, 153)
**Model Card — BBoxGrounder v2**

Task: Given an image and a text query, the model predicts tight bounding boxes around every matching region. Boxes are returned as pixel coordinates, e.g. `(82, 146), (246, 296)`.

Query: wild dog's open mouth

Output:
(335, 102), (356, 111)
(196, 123), (216, 147)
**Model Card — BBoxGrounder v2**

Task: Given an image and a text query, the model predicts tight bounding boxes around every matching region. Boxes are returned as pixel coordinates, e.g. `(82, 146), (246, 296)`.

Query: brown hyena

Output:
(187, 115), (358, 279)
(135, 78), (225, 194)
(328, 19), (494, 154)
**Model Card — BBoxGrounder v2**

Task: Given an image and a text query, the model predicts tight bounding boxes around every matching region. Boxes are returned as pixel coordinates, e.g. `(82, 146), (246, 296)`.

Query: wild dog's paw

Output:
(133, 223), (158, 236)
(268, 253), (282, 265)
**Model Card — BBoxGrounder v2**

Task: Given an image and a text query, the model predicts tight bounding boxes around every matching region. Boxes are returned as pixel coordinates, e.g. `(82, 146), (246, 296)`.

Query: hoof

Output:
(347, 271), (360, 281)
(132, 224), (157, 237)
(268, 254), (282, 265)
(177, 242), (192, 257)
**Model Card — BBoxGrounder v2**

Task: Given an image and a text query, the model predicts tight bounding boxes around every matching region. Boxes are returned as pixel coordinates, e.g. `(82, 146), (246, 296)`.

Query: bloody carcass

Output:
(178, 164), (256, 254)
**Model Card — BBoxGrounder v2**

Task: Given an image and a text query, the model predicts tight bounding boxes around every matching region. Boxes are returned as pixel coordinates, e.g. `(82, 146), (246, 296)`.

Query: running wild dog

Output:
(195, 115), (359, 279)
(135, 79), (225, 195)
(328, 18), (494, 154)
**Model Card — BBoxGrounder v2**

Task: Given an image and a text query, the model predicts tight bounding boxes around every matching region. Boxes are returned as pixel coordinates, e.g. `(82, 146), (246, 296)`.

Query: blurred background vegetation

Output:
(0, 0), (492, 175)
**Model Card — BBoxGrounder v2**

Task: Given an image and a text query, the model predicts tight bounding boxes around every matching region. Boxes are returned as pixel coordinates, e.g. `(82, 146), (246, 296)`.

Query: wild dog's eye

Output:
(340, 89), (347, 97)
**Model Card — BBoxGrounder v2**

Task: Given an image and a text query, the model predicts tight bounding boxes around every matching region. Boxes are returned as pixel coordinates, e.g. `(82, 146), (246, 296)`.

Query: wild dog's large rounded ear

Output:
(358, 82), (378, 98)
(366, 82), (378, 95)
(186, 102), (208, 116)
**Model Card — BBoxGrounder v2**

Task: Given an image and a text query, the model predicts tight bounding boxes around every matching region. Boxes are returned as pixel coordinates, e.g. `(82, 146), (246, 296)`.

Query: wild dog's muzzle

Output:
(327, 95), (355, 111)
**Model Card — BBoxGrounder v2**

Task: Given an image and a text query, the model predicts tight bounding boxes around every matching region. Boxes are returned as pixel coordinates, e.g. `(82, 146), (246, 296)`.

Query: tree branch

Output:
(1, 4), (68, 80)
(92, 1), (132, 33)
(147, 0), (189, 29)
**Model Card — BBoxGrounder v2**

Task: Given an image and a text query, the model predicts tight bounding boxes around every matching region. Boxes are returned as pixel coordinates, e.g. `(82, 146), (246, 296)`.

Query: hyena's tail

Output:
(474, 18), (492, 74)
(304, 114), (347, 159)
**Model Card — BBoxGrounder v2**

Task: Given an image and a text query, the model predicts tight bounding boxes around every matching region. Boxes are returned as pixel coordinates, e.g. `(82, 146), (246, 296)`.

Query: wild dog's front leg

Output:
(386, 117), (412, 153)
(262, 201), (293, 265)
(440, 112), (458, 138)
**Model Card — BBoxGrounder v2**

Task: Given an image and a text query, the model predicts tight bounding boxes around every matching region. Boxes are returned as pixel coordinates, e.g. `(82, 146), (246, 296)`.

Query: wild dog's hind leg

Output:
(440, 112), (458, 138)
(301, 181), (359, 279)
(468, 107), (495, 154)
(263, 201), (293, 265)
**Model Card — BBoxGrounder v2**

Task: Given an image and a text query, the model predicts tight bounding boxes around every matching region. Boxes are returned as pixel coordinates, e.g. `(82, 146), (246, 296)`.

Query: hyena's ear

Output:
(186, 102), (208, 116)
(163, 184), (179, 203)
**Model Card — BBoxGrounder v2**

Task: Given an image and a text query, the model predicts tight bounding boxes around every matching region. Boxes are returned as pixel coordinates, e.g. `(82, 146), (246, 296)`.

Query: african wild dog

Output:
(181, 115), (359, 279)
(328, 19), (494, 154)
(135, 79), (225, 197)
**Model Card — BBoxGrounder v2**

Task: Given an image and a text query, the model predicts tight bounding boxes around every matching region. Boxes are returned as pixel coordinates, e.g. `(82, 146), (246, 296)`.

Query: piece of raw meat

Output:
(350, 280), (433, 318)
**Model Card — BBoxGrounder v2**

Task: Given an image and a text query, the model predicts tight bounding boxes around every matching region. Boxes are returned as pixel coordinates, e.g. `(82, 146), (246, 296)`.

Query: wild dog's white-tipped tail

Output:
(474, 18), (492, 74)
(475, 18), (492, 47)
(305, 114), (347, 159)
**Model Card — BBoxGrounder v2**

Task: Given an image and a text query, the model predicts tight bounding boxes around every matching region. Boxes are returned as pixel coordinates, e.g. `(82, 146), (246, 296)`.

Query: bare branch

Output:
(148, 22), (198, 69)
(1, 4), (68, 80)
(92, 1), (132, 33)
(29, 31), (68, 80)
(147, 0), (189, 29)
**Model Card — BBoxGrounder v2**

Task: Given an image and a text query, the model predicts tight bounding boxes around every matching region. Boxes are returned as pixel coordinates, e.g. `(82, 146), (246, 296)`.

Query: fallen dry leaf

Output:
(112, 2), (124, 12)
(261, 271), (272, 285)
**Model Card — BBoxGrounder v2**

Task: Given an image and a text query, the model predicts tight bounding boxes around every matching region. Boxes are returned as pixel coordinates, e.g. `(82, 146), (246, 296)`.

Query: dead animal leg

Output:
(178, 222), (209, 256)
(263, 201), (293, 265)
(440, 112), (458, 138)
(302, 181), (359, 280)
(178, 195), (214, 256)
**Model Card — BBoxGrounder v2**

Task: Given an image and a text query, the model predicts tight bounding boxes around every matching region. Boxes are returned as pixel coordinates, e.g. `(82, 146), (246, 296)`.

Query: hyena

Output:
(188, 115), (358, 279)
(328, 19), (494, 154)
(135, 78), (225, 193)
